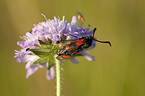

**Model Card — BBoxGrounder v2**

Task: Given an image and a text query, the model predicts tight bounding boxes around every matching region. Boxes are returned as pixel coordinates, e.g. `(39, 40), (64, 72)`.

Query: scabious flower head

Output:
(14, 14), (95, 80)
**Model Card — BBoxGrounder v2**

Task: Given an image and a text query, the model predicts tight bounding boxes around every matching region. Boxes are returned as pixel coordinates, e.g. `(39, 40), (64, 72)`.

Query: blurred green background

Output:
(0, 0), (145, 96)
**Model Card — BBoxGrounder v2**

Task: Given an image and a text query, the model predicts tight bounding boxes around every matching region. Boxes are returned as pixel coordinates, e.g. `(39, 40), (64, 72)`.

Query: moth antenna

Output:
(95, 39), (112, 47)
(93, 28), (97, 37)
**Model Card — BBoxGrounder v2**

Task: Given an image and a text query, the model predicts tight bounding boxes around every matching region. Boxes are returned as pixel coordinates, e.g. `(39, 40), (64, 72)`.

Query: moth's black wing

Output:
(57, 39), (85, 56)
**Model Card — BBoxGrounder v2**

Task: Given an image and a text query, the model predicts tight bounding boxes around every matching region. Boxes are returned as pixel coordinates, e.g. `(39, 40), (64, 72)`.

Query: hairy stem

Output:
(55, 55), (62, 96)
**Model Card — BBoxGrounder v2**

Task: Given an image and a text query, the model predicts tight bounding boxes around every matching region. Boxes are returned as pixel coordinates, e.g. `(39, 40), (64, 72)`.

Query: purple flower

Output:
(14, 14), (96, 80)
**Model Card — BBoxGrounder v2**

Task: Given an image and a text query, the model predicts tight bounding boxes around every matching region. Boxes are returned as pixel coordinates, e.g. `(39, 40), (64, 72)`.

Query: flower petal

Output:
(17, 55), (39, 63)
(25, 62), (31, 69)
(70, 58), (79, 64)
(26, 64), (39, 78)
(52, 35), (59, 41)
(81, 52), (94, 61)
(39, 63), (47, 68)
(71, 16), (77, 26)
(86, 30), (94, 36)
(17, 41), (26, 48)
(46, 66), (55, 80)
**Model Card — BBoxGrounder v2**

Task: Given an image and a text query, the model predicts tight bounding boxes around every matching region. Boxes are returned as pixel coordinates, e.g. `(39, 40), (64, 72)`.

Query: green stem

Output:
(55, 55), (62, 96)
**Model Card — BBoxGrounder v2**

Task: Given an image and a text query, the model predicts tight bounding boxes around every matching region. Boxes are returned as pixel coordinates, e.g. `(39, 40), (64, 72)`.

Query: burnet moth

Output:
(56, 28), (111, 60)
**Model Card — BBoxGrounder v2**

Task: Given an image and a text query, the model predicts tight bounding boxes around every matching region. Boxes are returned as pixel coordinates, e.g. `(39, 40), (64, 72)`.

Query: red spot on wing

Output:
(62, 55), (71, 58)
(62, 52), (77, 59)
(71, 52), (77, 55)
(76, 39), (83, 45)
(77, 39), (83, 41)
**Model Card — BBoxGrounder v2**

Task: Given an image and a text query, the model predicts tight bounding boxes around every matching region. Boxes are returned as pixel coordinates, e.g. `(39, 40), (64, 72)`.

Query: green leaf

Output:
(33, 57), (47, 65)
(38, 40), (47, 45)
(28, 53), (33, 55)
(30, 48), (53, 57)
(38, 40), (52, 49)
(47, 56), (55, 70)
(62, 36), (67, 40)
(48, 38), (52, 44)
(41, 44), (53, 49)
